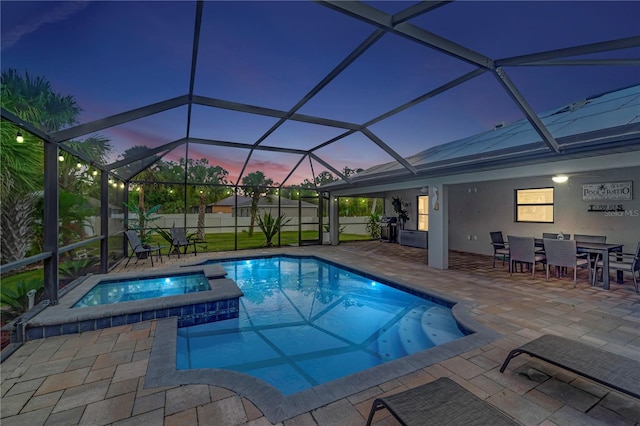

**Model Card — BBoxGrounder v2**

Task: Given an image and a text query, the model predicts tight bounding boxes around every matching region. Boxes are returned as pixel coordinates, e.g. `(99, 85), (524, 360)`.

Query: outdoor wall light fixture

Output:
(552, 175), (569, 183)
(432, 187), (440, 211)
(16, 130), (24, 143)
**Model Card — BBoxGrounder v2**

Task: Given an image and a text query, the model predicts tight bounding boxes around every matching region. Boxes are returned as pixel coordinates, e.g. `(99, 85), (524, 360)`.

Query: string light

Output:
(92, 170), (98, 176)
(58, 155), (65, 162)
(76, 162), (82, 169)
(16, 130), (24, 143)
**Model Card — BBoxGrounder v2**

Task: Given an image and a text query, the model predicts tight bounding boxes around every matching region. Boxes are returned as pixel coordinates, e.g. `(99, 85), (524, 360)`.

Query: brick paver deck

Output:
(2, 242), (639, 425)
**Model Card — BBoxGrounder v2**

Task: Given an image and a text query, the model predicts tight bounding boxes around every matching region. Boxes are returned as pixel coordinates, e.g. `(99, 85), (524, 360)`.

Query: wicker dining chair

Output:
(543, 238), (590, 287)
(507, 235), (546, 278)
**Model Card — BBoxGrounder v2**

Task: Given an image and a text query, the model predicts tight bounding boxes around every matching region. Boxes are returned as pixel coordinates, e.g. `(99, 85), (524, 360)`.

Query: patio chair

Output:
(365, 377), (518, 426)
(543, 238), (590, 287)
(490, 231), (510, 268)
(574, 234), (606, 268)
(169, 227), (198, 258)
(125, 230), (163, 267)
(507, 235), (545, 278)
(593, 242), (640, 293)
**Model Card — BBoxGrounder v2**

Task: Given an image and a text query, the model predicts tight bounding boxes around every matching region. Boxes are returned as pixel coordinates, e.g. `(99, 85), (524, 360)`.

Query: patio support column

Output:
(123, 182), (129, 258)
(43, 142), (59, 304)
(100, 172), (109, 273)
(329, 195), (339, 245)
(428, 183), (448, 269)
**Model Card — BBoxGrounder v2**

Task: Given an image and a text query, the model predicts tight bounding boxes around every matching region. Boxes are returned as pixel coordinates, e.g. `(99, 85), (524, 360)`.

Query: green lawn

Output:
(148, 230), (371, 253)
(1, 231), (373, 291)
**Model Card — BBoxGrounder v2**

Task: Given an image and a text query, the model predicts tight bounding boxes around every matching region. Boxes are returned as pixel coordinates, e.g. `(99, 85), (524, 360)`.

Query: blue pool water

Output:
(72, 273), (210, 308)
(176, 256), (464, 395)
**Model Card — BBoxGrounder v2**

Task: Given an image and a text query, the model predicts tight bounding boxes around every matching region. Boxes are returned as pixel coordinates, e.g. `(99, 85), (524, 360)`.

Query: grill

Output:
(379, 217), (398, 243)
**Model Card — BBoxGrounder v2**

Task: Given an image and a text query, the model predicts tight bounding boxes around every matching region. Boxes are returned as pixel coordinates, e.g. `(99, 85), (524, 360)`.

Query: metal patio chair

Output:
(490, 231), (509, 268)
(125, 230), (163, 267)
(169, 227), (197, 258)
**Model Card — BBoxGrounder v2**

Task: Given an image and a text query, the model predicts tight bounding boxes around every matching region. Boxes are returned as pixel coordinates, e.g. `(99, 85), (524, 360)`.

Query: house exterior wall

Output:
(448, 166), (640, 255)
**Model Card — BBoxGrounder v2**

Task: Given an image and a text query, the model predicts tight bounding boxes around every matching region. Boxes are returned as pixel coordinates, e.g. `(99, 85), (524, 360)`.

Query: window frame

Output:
(514, 187), (555, 223)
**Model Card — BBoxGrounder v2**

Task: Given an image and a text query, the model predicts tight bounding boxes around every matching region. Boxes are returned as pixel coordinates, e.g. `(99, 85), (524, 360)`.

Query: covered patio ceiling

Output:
(2, 1), (639, 188)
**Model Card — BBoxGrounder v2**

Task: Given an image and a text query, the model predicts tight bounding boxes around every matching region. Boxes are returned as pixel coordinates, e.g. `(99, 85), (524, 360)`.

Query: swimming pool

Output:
(177, 255), (465, 395)
(72, 272), (210, 308)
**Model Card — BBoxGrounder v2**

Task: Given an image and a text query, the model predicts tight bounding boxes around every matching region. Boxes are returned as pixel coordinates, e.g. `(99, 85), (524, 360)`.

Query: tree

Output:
(120, 145), (160, 211)
(186, 158), (228, 239)
(300, 171), (337, 189)
(1, 69), (80, 263)
(342, 166), (363, 178)
(59, 136), (112, 191)
(241, 171), (275, 237)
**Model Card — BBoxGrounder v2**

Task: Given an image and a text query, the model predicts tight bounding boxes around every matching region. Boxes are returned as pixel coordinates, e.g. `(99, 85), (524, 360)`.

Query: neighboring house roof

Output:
(325, 84), (640, 189)
(211, 195), (251, 207)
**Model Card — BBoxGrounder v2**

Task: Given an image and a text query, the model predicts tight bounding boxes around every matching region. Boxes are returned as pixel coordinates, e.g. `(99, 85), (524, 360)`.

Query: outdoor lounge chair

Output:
(490, 231), (509, 268)
(365, 377), (518, 426)
(168, 227), (197, 258)
(593, 241), (640, 293)
(543, 238), (591, 287)
(500, 334), (640, 400)
(125, 230), (163, 267)
(507, 236), (545, 278)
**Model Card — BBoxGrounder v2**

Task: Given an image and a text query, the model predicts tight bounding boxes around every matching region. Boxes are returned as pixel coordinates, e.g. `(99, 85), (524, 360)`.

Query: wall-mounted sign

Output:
(582, 181), (632, 201)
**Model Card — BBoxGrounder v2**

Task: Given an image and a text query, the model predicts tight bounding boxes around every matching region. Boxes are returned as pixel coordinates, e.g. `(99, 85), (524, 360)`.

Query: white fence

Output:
(88, 213), (371, 236)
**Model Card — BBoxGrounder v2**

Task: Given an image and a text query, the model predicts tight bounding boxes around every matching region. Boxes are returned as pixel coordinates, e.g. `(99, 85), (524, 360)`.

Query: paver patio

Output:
(2, 241), (639, 425)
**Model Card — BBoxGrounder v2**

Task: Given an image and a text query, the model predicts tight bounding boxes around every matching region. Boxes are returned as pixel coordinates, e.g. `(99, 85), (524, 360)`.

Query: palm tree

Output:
(120, 145), (160, 211)
(241, 171), (275, 237)
(0, 69), (80, 263)
(186, 158), (228, 240)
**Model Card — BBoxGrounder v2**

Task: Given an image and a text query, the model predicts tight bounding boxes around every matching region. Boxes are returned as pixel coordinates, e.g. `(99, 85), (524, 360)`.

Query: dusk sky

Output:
(2, 1), (639, 186)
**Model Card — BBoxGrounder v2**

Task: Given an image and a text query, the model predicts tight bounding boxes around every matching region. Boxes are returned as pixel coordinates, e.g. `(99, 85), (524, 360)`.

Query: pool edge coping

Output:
(146, 255), (503, 423)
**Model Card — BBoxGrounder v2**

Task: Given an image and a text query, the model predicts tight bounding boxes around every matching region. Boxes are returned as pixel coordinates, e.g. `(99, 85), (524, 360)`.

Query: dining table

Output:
(535, 239), (624, 290)
(576, 242), (624, 290)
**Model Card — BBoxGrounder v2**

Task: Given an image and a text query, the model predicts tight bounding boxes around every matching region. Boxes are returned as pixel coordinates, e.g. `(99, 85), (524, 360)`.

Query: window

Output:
(515, 188), (554, 223)
(418, 195), (429, 230)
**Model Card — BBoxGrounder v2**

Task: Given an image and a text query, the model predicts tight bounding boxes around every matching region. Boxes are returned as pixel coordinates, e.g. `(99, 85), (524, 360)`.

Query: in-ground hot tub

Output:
(72, 272), (211, 307)
(23, 264), (243, 341)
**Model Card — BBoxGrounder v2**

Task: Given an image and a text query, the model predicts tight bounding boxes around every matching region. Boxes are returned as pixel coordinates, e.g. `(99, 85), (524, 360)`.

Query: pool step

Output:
(420, 305), (463, 346)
